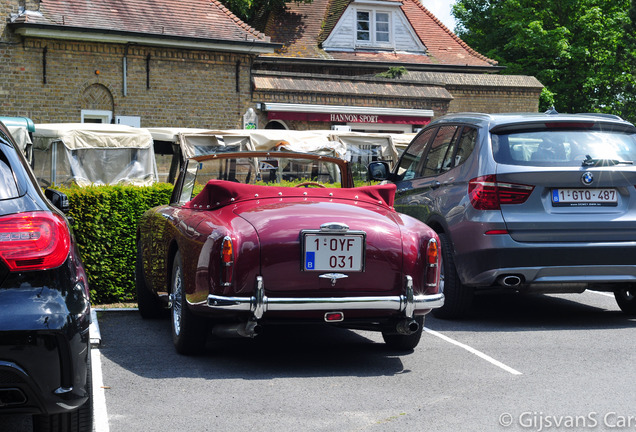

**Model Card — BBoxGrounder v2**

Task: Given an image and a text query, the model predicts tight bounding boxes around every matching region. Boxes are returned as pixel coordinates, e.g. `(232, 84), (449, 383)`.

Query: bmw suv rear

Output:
(370, 112), (636, 318)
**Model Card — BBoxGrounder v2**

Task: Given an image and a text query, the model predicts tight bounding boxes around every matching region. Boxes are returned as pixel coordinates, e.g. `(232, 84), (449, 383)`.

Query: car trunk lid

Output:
(496, 166), (636, 242)
(234, 199), (404, 295)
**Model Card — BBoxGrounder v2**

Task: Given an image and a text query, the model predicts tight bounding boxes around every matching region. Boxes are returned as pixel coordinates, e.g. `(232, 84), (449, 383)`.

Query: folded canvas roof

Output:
(32, 123), (157, 187)
(33, 123), (153, 150)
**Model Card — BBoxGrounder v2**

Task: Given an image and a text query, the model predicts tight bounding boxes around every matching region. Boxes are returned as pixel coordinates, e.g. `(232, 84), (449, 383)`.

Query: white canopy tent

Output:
(33, 123), (158, 187)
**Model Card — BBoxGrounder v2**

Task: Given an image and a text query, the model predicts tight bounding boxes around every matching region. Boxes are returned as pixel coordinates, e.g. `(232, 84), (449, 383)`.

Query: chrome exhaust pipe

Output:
(396, 319), (420, 335)
(211, 321), (262, 338)
(499, 275), (523, 287)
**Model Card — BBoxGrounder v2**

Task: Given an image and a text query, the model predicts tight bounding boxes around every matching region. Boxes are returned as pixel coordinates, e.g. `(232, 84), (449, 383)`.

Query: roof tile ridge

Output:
(210, 0), (269, 41)
(405, 0), (497, 66)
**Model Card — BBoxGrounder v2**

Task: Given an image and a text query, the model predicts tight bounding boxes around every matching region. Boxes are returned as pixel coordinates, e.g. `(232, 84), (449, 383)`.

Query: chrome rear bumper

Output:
(207, 275), (445, 319)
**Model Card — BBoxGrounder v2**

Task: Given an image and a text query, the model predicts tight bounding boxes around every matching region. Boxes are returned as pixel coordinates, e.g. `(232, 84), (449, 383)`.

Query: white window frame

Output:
(81, 110), (112, 124)
(355, 9), (392, 48)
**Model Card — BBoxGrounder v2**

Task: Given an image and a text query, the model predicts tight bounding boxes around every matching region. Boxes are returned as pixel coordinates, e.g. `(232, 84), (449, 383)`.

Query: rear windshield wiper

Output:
(582, 155), (633, 166)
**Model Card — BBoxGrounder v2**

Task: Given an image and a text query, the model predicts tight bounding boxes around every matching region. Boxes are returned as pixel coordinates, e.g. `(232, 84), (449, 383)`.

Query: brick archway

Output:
(81, 83), (114, 111)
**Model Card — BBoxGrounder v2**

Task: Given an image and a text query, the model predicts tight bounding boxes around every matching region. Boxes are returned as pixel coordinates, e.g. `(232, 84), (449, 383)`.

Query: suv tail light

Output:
(0, 212), (71, 271)
(468, 175), (534, 210)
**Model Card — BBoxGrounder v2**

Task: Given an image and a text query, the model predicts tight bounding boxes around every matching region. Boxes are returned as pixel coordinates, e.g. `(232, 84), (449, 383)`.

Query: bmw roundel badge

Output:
(581, 171), (594, 185)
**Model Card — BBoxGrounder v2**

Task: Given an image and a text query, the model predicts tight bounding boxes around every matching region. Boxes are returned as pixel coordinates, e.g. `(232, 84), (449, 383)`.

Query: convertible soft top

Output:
(185, 180), (397, 210)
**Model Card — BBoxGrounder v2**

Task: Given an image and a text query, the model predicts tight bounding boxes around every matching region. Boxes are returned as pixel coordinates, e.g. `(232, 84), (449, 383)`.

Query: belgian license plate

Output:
(552, 188), (618, 207)
(303, 233), (365, 271)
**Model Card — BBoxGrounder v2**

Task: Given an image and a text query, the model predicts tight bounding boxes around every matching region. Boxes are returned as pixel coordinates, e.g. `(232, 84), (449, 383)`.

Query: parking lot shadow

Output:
(428, 291), (636, 332)
(96, 311), (421, 380)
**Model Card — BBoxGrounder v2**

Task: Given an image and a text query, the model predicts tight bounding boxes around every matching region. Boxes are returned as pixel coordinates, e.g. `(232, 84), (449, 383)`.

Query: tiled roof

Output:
(13, 0), (270, 42)
(253, 72), (453, 99)
(263, 0), (496, 67)
(407, 71), (544, 89)
(401, 0), (496, 66)
(263, 0), (332, 58)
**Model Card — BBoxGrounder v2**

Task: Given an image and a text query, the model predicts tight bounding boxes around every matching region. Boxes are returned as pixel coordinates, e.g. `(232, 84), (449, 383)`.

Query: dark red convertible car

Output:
(136, 151), (444, 354)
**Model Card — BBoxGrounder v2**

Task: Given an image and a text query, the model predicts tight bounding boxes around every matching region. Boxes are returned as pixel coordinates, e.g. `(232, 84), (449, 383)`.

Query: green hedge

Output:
(56, 183), (174, 304)
(55, 180), (375, 304)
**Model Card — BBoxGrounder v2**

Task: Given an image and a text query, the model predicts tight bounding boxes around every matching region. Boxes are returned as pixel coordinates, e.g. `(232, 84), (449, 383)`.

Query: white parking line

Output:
(424, 327), (522, 375)
(91, 348), (110, 432)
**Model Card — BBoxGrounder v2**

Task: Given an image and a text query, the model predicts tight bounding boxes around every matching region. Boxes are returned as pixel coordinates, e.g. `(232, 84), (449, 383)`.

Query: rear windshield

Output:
(178, 155), (344, 204)
(492, 130), (636, 166)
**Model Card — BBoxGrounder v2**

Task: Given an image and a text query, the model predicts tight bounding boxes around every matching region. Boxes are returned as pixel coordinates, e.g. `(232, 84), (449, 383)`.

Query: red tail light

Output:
(221, 236), (234, 286)
(0, 212), (71, 271)
(468, 175), (534, 210)
(425, 238), (439, 288)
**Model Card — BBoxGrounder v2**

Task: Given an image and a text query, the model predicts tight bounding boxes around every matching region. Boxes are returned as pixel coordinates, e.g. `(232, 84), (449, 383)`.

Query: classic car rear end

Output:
(0, 122), (92, 431)
(137, 152), (444, 354)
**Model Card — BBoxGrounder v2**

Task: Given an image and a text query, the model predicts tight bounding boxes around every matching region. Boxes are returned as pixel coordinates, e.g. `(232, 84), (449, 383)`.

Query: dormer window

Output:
(356, 10), (391, 46)
(322, 1), (426, 54)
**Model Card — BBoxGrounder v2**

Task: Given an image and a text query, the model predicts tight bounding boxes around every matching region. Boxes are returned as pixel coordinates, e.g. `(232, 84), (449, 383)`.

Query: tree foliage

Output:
(452, 0), (636, 121)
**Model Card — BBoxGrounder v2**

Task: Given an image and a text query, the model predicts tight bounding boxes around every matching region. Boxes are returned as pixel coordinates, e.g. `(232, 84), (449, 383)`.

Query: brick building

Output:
(252, 0), (543, 132)
(1, 0), (279, 127)
(0, 0), (542, 131)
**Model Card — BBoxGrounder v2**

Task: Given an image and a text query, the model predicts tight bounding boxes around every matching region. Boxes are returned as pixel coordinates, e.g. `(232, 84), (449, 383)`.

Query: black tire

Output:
(33, 348), (93, 432)
(614, 286), (636, 315)
(432, 233), (474, 319)
(136, 241), (165, 319)
(382, 316), (424, 350)
(171, 251), (208, 355)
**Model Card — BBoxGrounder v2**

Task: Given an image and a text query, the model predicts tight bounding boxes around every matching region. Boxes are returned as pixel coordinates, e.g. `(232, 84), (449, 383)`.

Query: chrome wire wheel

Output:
(170, 251), (207, 355)
(171, 261), (183, 337)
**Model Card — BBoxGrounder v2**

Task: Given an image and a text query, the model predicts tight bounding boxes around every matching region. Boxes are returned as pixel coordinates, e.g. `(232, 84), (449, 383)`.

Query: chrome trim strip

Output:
(320, 222), (349, 233)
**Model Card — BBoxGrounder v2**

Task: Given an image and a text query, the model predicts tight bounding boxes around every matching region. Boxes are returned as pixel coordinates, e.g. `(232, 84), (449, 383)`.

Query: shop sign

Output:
(268, 111), (430, 125)
(329, 114), (379, 123)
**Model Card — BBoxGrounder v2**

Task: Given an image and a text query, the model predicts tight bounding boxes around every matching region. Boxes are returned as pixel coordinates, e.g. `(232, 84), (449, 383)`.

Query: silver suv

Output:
(370, 112), (636, 318)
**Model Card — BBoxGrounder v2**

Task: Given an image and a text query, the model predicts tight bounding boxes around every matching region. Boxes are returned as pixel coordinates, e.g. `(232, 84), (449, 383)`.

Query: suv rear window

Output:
(492, 129), (636, 167)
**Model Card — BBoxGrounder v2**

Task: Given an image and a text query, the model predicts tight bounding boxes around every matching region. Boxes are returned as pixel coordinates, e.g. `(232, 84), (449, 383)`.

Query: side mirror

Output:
(367, 161), (390, 181)
(45, 188), (70, 214)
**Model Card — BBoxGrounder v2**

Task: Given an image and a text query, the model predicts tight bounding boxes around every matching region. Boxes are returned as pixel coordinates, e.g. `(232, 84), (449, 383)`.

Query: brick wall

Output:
(448, 86), (540, 113)
(0, 37), (257, 128)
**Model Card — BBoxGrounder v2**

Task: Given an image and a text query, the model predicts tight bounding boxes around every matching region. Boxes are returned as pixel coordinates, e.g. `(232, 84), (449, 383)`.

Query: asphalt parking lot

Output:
(91, 289), (636, 432)
(2, 289), (635, 432)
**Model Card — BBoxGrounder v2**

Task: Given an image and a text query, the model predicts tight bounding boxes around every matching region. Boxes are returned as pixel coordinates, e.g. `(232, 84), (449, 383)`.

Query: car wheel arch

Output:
(424, 217), (450, 240)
